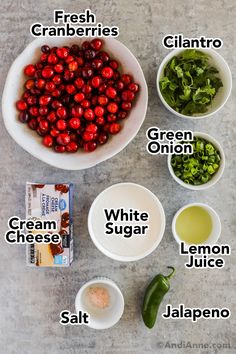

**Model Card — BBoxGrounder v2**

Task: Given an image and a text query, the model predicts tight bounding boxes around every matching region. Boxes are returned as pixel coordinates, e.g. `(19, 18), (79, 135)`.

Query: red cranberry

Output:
(19, 111), (29, 123)
(27, 95), (37, 106)
(35, 79), (46, 89)
(69, 117), (81, 129)
(56, 47), (69, 59)
(47, 111), (57, 123)
(48, 53), (58, 64)
(96, 116), (105, 125)
(40, 54), (48, 63)
(122, 102), (132, 110)
(82, 67), (94, 79)
(82, 84), (92, 95)
(91, 95), (98, 106)
(107, 114), (117, 123)
(66, 84), (76, 95)
(39, 119), (49, 131)
(121, 74), (132, 85)
(84, 49), (96, 60)
(42, 67), (54, 79)
(52, 89), (61, 98)
(16, 100), (27, 111)
(39, 106), (48, 116)
(41, 45), (50, 54)
(122, 90), (135, 102)
(53, 75), (62, 85)
(98, 51), (110, 62)
(101, 67), (114, 79)
(65, 55), (74, 64)
(91, 38), (103, 51)
(63, 69), (74, 82)
(107, 102), (118, 113)
(83, 131), (94, 141)
(68, 61), (78, 71)
(106, 87), (117, 99)
(110, 122), (121, 134)
(115, 80), (124, 91)
(50, 128), (60, 137)
(30, 88), (41, 96)
(74, 93), (85, 103)
(98, 83), (107, 93)
(109, 60), (119, 70)
(128, 83), (139, 93)
(66, 141), (78, 152)
(76, 57), (84, 67)
(81, 99), (91, 108)
(84, 141), (97, 152)
(71, 105), (84, 117)
(39, 95), (52, 106)
(25, 79), (34, 90)
(43, 135), (53, 147)
(91, 59), (103, 70)
(98, 95), (108, 106)
(84, 108), (95, 121)
(57, 133), (70, 145)
(86, 123), (98, 134)
(37, 127), (47, 136)
(54, 63), (64, 73)
(82, 41), (91, 50)
(29, 106), (39, 116)
(91, 76), (102, 88)
(74, 78), (85, 89)
(22, 90), (31, 100)
(24, 64), (36, 77)
(56, 107), (67, 119)
(118, 111), (127, 120)
(70, 44), (80, 55)
(54, 145), (66, 153)
(94, 106), (104, 117)
(45, 82), (56, 92)
(56, 119), (67, 131)
(28, 118), (38, 130)
(98, 132), (108, 144)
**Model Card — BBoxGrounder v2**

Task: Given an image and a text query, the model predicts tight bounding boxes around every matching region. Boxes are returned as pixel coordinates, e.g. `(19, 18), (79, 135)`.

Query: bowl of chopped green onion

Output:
(167, 132), (225, 190)
(157, 49), (232, 119)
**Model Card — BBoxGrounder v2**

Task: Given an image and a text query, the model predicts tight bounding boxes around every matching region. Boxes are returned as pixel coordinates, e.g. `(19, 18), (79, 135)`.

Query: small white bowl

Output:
(88, 183), (165, 262)
(157, 48), (232, 119)
(2, 37), (148, 170)
(75, 277), (124, 330)
(172, 203), (221, 246)
(167, 132), (225, 190)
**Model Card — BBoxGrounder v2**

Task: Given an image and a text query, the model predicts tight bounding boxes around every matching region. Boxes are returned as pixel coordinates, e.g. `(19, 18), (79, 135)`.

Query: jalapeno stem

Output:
(165, 266), (175, 280)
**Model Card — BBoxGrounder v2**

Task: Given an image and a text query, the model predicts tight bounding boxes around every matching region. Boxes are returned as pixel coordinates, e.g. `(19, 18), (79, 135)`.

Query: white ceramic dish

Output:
(2, 37), (148, 170)
(157, 48), (232, 119)
(172, 202), (221, 245)
(88, 183), (166, 262)
(167, 132), (225, 190)
(75, 277), (124, 330)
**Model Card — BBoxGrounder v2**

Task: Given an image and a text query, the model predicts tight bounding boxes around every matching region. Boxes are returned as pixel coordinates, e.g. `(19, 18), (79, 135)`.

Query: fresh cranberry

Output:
(24, 64), (36, 77)
(84, 49), (96, 60)
(109, 60), (119, 70)
(122, 90), (135, 102)
(53, 75), (62, 85)
(54, 63), (64, 73)
(107, 114), (117, 123)
(40, 54), (48, 63)
(82, 67), (94, 79)
(94, 106), (104, 117)
(84, 108), (95, 121)
(122, 102), (132, 110)
(76, 57), (84, 67)
(96, 116), (105, 125)
(107, 102), (118, 113)
(45, 82), (56, 92)
(43, 135), (53, 147)
(47, 111), (57, 123)
(98, 95), (108, 106)
(28, 118), (38, 130)
(37, 127), (48, 136)
(50, 128), (60, 137)
(82, 41), (91, 50)
(68, 61), (78, 71)
(91, 59), (103, 70)
(82, 84), (92, 95)
(128, 83), (139, 93)
(64, 69), (74, 82)
(22, 90), (31, 100)
(48, 53), (58, 64)
(91, 95), (98, 106)
(29, 106), (39, 116)
(115, 80), (124, 91)
(70, 44), (80, 55)
(66, 84), (76, 95)
(56, 119), (67, 131)
(106, 87), (117, 99)
(83, 131), (94, 141)
(39, 106), (48, 116)
(86, 123), (98, 134)
(54, 145), (66, 153)
(84, 141), (97, 152)
(121, 74), (132, 85)
(56, 47), (69, 59)
(25, 79), (34, 90)
(71, 105), (84, 117)
(42, 67), (54, 79)
(98, 132), (108, 144)
(74, 93), (85, 103)
(109, 122), (121, 134)
(39, 119), (49, 131)
(74, 78), (85, 89)
(66, 141), (78, 152)
(91, 38), (103, 51)
(35, 79), (46, 89)
(98, 83), (107, 93)
(69, 117), (80, 129)
(41, 45), (50, 54)
(56, 107), (67, 119)
(98, 51), (110, 62)
(65, 55), (74, 64)
(51, 100), (62, 109)
(52, 89), (61, 98)
(39, 95), (52, 106)
(101, 67), (114, 79)
(57, 133), (70, 145)
(19, 111), (29, 123)
(91, 76), (102, 88)
(30, 88), (41, 96)
(81, 99), (91, 108)
(27, 95), (37, 106)
(16, 100), (27, 111)
(118, 111), (127, 120)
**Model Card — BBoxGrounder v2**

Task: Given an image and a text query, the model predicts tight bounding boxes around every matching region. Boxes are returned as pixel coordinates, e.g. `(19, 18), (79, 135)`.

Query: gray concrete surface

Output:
(0, 0), (235, 353)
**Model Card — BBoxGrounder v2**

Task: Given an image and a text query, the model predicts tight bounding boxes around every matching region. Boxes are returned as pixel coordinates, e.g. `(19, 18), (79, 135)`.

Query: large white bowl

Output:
(2, 37), (148, 170)
(157, 48), (232, 119)
(167, 132), (225, 190)
(88, 183), (166, 262)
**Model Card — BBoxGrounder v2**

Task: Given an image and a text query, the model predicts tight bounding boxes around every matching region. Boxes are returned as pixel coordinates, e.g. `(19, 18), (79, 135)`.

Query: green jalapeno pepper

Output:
(142, 266), (175, 328)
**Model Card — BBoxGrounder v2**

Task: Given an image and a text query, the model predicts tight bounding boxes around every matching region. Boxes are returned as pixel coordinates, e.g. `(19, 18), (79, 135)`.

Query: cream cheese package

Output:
(26, 183), (73, 267)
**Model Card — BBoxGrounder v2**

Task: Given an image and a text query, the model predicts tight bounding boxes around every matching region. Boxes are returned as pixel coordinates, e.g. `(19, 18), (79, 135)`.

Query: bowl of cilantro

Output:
(157, 49), (232, 119)
(167, 132), (225, 190)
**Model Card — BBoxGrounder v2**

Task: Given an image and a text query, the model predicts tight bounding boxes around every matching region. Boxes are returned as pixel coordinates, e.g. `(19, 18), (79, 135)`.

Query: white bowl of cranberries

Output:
(2, 37), (148, 170)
